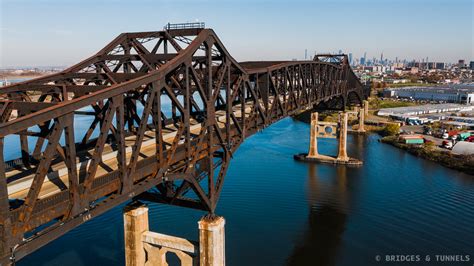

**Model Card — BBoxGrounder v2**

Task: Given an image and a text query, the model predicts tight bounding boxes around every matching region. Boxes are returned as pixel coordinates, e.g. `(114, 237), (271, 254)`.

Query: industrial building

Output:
(377, 103), (474, 116)
(383, 84), (474, 104)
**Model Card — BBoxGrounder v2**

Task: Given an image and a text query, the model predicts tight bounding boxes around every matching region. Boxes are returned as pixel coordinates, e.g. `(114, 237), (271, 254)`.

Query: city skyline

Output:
(1, 0), (473, 68)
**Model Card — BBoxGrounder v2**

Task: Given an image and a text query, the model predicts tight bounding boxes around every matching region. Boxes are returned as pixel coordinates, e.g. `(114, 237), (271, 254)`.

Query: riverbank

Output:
(17, 117), (474, 266)
(380, 135), (474, 175)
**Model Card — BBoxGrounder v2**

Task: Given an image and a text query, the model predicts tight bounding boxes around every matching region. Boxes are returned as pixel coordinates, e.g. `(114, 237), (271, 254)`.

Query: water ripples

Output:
(18, 118), (474, 266)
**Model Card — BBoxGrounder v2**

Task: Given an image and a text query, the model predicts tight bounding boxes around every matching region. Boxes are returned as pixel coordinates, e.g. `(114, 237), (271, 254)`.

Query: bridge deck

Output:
(0, 26), (366, 264)
(6, 99), (262, 201)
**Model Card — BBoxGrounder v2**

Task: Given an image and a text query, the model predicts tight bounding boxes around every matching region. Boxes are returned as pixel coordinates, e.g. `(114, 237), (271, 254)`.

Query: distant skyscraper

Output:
(458, 59), (465, 67)
(470, 61), (474, 70)
(435, 62), (445, 69)
(348, 53), (353, 65)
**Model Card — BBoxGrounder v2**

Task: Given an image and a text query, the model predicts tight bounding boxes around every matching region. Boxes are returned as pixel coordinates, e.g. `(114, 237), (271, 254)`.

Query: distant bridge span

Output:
(0, 25), (367, 263)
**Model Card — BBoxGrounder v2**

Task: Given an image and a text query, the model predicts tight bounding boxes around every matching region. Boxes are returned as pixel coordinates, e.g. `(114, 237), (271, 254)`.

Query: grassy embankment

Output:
(387, 82), (434, 88)
(369, 97), (419, 109)
(380, 135), (474, 175)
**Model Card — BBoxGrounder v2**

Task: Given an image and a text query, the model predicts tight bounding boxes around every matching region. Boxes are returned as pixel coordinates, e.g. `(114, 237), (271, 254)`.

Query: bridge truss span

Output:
(0, 27), (367, 263)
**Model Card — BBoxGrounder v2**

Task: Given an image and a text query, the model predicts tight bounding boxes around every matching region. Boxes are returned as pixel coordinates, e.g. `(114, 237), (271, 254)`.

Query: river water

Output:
(16, 117), (474, 266)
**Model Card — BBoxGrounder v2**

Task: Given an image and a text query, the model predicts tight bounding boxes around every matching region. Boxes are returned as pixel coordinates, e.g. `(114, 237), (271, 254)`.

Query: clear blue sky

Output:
(0, 0), (472, 67)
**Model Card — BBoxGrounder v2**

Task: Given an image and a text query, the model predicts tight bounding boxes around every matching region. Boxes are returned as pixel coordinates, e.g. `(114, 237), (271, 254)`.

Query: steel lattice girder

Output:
(0, 27), (367, 264)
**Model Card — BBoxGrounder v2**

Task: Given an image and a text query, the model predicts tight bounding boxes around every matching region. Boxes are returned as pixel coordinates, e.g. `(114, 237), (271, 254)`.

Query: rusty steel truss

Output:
(0, 25), (367, 263)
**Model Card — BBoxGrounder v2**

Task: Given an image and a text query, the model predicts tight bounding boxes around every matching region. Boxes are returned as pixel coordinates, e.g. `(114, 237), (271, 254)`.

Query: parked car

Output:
(442, 140), (453, 149)
(423, 127), (433, 135)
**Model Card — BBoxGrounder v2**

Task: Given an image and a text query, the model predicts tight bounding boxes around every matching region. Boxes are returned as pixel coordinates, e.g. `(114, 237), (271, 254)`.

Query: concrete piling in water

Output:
(336, 112), (349, 161)
(198, 216), (226, 266)
(294, 111), (362, 165)
(357, 104), (366, 133)
(363, 100), (369, 116)
(124, 202), (149, 266)
(308, 112), (319, 158)
(124, 202), (225, 266)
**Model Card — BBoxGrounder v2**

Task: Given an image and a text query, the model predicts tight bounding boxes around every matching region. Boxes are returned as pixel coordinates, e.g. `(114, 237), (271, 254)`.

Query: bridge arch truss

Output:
(0, 27), (367, 263)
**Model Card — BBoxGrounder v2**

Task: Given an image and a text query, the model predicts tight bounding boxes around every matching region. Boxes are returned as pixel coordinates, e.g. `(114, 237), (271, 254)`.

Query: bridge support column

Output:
(357, 105), (366, 133)
(337, 112), (349, 161)
(307, 112), (319, 158)
(363, 100), (369, 116)
(124, 202), (149, 266)
(198, 216), (225, 266)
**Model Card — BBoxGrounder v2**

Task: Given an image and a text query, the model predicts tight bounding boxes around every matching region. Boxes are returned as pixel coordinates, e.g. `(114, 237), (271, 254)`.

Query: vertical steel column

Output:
(0, 137), (12, 262)
(152, 84), (164, 171)
(206, 41), (215, 212)
(184, 65), (191, 160)
(115, 95), (128, 194)
(226, 64), (231, 146)
(64, 113), (80, 218)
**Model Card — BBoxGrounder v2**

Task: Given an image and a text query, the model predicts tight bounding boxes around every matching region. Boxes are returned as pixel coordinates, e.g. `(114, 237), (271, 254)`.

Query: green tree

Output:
(382, 123), (400, 136)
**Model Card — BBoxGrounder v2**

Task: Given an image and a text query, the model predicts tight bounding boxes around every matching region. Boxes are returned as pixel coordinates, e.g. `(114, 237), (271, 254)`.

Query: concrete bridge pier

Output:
(357, 105), (366, 133)
(354, 101), (367, 133)
(363, 100), (369, 116)
(336, 112), (349, 161)
(198, 216), (226, 266)
(124, 202), (225, 266)
(294, 111), (362, 165)
(307, 112), (319, 158)
(124, 202), (149, 266)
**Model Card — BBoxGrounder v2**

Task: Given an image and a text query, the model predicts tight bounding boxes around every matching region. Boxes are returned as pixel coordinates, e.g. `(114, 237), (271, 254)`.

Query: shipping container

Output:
(405, 138), (425, 144)
(459, 132), (472, 140)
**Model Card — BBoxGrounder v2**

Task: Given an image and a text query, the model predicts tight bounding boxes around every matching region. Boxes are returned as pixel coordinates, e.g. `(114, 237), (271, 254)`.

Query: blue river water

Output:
(15, 117), (474, 266)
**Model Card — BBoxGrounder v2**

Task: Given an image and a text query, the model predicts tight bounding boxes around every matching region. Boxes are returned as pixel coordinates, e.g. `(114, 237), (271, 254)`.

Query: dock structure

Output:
(295, 112), (363, 165)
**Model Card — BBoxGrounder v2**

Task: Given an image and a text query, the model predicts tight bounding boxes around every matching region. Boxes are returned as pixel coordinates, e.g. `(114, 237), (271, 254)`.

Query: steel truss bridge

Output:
(0, 25), (367, 263)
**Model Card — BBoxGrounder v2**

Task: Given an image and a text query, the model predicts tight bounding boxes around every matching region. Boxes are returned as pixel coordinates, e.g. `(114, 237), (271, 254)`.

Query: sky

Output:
(0, 0), (473, 68)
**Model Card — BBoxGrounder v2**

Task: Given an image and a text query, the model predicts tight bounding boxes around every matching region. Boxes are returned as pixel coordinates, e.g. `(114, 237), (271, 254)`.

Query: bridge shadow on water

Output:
(286, 163), (353, 266)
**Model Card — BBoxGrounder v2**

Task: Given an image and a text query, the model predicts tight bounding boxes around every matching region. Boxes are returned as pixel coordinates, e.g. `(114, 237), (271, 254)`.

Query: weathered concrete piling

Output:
(294, 111), (363, 165)
(124, 202), (225, 266)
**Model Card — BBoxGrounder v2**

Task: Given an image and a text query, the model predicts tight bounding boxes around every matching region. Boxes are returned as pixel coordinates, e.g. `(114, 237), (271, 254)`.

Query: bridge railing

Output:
(164, 22), (205, 31)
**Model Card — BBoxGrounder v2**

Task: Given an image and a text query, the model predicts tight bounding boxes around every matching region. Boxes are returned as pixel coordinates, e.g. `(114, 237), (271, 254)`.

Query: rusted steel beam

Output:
(63, 114), (80, 219)
(0, 26), (366, 264)
(0, 137), (13, 259)
(0, 101), (56, 112)
(82, 100), (116, 195)
(126, 87), (156, 179)
(13, 118), (64, 235)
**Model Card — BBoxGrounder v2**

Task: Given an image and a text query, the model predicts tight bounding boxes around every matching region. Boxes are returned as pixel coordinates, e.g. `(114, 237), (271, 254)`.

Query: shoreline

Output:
(380, 135), (474, 175)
